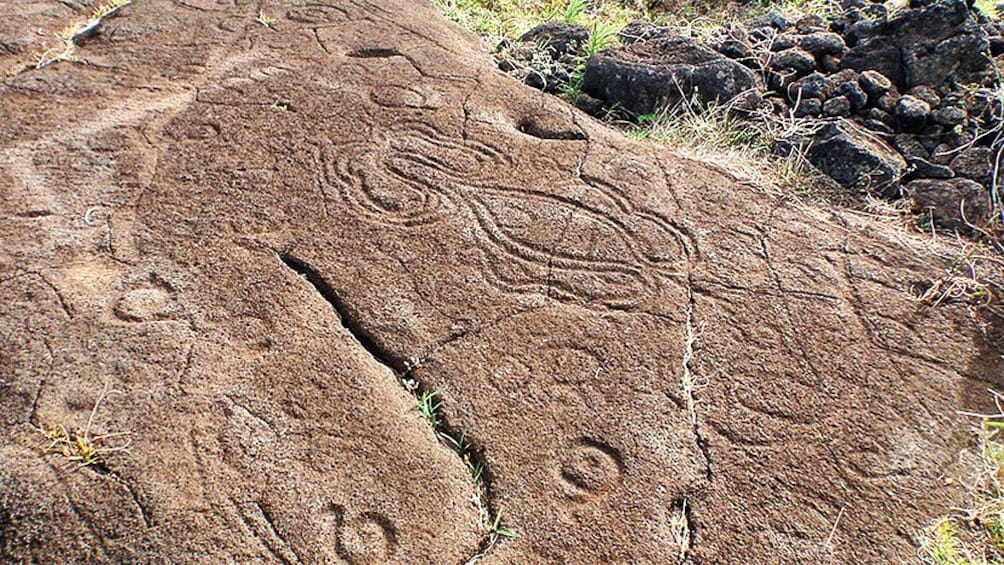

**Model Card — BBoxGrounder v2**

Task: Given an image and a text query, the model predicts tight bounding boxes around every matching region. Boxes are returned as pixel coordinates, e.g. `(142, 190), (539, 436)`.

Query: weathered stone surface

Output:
(0, 1), (1001, 564)
(909, 178), (993, 228)
(842, 0), (992, 88)
(582, 32), (762, 115)
(790, 122), (908, 194)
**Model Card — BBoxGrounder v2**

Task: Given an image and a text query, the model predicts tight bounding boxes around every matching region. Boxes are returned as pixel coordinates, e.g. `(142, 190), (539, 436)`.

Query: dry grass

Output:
(920, 392), (1004, 564)
(36, 0), (131, 69)
(37, 382), (131, 468)
(626, 95), (830, 197)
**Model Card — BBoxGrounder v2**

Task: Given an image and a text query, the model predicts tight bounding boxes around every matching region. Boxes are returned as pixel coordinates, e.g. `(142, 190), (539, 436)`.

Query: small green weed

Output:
(257, 9), (277, 28)
(488, 507), (519, 540)
(419, 390), (444, 429)
(37, 382), (131, 468)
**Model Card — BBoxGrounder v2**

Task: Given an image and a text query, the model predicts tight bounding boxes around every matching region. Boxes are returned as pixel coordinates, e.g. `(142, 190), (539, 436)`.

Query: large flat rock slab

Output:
(1, 0), (1002, 563)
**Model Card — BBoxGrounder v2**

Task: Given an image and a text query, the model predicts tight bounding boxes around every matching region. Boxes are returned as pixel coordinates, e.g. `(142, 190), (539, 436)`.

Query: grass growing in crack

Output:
(919, 391), (1004, 564)
(37, 382), (131, 468)
(419, 390), (444, 429)
(488, 507), (519, 540)
(36, 0), (131, 68)
(414, 388), (518, 545)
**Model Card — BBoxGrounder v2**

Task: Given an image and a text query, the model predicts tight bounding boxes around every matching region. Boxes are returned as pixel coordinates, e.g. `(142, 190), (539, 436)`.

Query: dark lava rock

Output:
(821, 54), (843, 73)
(942, 127), (975, 148)
(770, 48), (817, 75)
(789, 73), (829, 99)
(863, 119), (895, 134)
(582, 32), (762, 116)
(799, 32), (847, 56)
(859, 70), (892, 99)
(909, 177), (992, 228)
(894, 95), (931, 131)
(893, 133), (930, 158)
(770, 34), (799, 51)
(907, 156), (955, 179)
(949, 146), (995, 186)
(518, 23), (590, 58)
(720, 39), (753, 61)
(842, 37), (905, 85)
(618, 21), (680, 45)
(796, 14), (828, 32)
(866, 107), (895, 125)
(789, 122), (906, 194)
(834, 80), (868, 111)
(794, 97), (823, 116)
(907, 85), (941, 108)
(931, 106), (967, 126)
(824, 95), (853, 116)
(876, 92), (901, 113)
(842, 0), (992, 89)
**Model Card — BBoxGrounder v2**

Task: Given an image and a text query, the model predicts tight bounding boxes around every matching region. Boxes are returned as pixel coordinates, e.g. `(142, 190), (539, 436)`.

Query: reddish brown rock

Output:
(0, 1), (1001, 564)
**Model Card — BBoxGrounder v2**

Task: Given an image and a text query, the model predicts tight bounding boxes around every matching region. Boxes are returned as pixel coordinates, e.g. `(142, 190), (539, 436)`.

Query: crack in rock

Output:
(277, 251), (507, 561)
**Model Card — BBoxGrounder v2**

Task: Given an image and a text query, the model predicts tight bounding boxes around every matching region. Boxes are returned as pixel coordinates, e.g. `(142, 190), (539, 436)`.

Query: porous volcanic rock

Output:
(0, 1), (1002, 564)
(581, 29), (762, 115)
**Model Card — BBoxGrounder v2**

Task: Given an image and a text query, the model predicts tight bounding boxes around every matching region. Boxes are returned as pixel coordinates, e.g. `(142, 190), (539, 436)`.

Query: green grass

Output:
(433, 0), (651, 48)
(419, 390), (444, 429)
(920, 393), (1004, 564)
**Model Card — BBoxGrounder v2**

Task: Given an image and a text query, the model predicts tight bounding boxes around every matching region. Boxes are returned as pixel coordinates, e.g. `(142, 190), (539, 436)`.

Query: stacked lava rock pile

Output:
(500, 0), (1004, 232)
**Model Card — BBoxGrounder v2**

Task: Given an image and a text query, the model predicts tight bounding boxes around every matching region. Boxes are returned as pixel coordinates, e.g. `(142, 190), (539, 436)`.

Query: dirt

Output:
(1, 0), (1002, 563)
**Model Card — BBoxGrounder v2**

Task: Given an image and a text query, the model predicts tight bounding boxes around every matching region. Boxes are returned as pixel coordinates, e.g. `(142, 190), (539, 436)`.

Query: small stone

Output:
(770, 34), (798, 52)
(796, 14), (827, 33)
(799, 32), (846, 56)
(859, 70), (892, 100)
(942, 127), (975, 149)
(770, 48), (816, 76)
(918, 125), (944, 152)
(518, 23), (590, 58)
(907, 85), (941, 109)
(930, 144), (954, 165)
(834, 81), (868, 111)
(950, 146), (994, 187)
(907, 156), (955, 179)
(876, 92), (900, 113)
(788, 72), (828, 100)
(866, 107), (894, 124)
(862, 119), (894, 134)
(793, 97), (822, 117)
(769, 11), (789, 29)
(719, 39), (752, 61)
(931, 106), (966, 127)
(821, 54), (842, 73)
(892, 134), (929, 159)
(909, 178), (992, 230)
(823, 95), (852, 117)
(894, 95), (931, 132)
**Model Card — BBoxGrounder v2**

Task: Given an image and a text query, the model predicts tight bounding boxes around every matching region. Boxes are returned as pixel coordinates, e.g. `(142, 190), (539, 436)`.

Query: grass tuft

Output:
(257, 9), (277, 28)
(626, 95), (829, 197)
(37, 382), (130, 468)
(919, 391), (1004, 564)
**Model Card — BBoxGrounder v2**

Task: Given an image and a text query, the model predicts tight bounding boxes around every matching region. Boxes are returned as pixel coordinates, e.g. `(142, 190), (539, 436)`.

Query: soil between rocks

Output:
(1, 0), (1003, 563)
